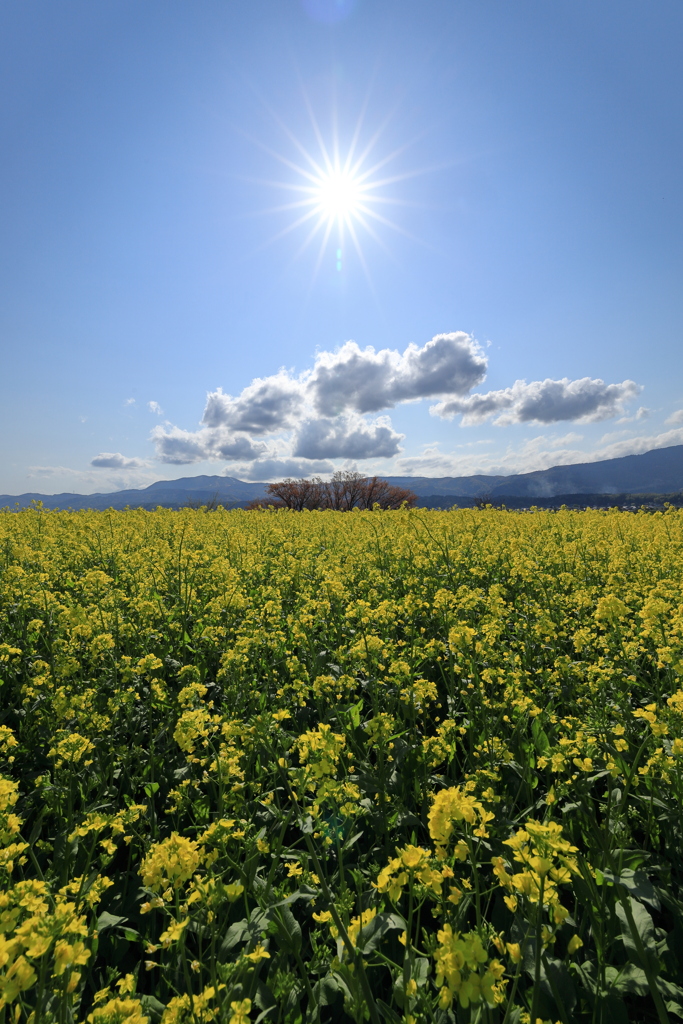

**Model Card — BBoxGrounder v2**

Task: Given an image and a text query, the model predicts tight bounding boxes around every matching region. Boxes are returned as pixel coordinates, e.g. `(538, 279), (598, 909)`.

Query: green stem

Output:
(529, 875), (545, 1024)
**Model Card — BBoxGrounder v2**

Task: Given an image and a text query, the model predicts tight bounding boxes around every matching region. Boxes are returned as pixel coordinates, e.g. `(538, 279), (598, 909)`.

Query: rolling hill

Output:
(1, 444), (682, 510)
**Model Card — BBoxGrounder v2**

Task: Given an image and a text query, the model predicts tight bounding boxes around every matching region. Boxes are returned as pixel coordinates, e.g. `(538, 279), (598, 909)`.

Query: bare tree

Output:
(354, 476), (418, 510)
(184, 492), (223, 511)
(247, 472), (417, 511)
(246, 477), (323, 510)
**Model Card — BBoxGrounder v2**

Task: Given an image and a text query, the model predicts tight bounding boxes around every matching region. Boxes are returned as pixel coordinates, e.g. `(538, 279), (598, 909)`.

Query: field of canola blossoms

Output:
(1, 506), (683, 1024)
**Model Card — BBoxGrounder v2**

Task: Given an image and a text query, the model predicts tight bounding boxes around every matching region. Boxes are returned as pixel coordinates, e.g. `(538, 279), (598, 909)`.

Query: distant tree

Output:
(246, 471), (417, 511)
(184, 491), (223, 511)
(253, 477), (325, 510)
(350, 474), (417, 510)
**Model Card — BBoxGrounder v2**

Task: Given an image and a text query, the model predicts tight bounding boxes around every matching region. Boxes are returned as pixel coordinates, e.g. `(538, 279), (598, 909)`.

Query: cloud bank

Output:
(432, 377), (640, 425)
(91, 452), (149, 469)
(395, 426), (683, 480)
(149, 332), (643, 475)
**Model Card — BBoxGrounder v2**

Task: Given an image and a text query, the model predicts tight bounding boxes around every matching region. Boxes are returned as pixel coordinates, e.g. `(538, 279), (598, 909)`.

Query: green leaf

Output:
(311, 974), (343, 1009)
(616, 897), (658, 971)
(140, 996), (166, 1023)
(272, 905), (302, 954)
(343, 830), (364, 852)
(219, 917), (267, 956)
(601, 868), (660, 910)
(412, 957), (430, 986)
(96, 911), (128, 932)
(271, 888), (316, 908)
(253, 980), (277, 1021)
(540, 956), (577, 1017)
(377, 999), (403, 1024)
(531, 717), (550, 754)
(356, 912), (406, 954)
(606, 963), (649, 997)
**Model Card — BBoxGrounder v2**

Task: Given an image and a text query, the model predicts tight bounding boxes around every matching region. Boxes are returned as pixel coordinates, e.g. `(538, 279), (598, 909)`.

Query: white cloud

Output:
(25, 463), (157, 495)
(148, 401), (163, 416)
(203, 373), (304, 433)
(124, 398), (135, 406)
(152, 332), (483, 467)
(309, 333), (487, 415)
(150, 425), (267, 465)
(234, 458), (335, 481)
(293, 415), (403, 460)
(91, 452), (149, 469)
(432, 378), (640, 425)
(666, 409), (683, 426)
(149, 332), (643, 472)
(617, 406), (650, 424)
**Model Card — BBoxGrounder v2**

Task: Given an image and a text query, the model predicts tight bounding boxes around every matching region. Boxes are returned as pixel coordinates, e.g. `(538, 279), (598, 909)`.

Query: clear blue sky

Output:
(2, 0), (682, 494)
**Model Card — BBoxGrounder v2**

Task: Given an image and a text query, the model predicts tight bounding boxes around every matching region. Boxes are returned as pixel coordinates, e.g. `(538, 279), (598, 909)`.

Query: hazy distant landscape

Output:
(4, 443), (683, 510)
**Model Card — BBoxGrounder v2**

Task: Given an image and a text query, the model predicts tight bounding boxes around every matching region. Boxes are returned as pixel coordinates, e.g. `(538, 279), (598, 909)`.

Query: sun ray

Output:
(243, 80), (439, 279)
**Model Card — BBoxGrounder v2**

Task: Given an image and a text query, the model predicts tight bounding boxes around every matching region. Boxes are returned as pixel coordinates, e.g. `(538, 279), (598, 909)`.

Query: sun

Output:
(245, 94), (424, 283)
(312, 166), (363, 223)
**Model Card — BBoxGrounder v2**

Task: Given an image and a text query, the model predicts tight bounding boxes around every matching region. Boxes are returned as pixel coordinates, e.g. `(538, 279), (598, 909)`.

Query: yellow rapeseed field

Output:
(1, 504), (683, 1024)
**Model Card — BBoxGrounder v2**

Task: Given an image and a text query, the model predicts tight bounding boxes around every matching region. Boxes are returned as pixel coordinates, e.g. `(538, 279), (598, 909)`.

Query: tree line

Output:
(246, 471), (417, 510)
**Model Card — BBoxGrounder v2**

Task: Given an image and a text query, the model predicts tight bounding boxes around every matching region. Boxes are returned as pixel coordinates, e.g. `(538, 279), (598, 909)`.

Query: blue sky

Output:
(2, 0), (682, 494)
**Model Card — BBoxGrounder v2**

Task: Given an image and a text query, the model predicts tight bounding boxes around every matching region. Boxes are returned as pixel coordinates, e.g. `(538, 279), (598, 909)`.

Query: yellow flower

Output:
(244, 943), (270, 962)
(347, 908), (377, 949)
(228, 1000), (251, 1024)
(140, 834), (203, 891)
(53, 940), (91, 977)
(400, 845), (426, 870)
(88, 997), (149, 1024)
(159, 918), (189, 946)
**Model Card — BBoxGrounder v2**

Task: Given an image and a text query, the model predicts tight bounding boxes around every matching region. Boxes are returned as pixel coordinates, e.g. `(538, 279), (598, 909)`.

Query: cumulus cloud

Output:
(293, 415), (403, 460)
(203, 374), (304, 433)
(433, 377), (640, 426)
(152, 332), (483, 467)
(149, 331), (643, 474)
(91, 452), (149, 469)
(310, 333), (487, 415)
(666, 409), (683, 426)
(235, 458), (335, 481)
(150, 425), (267, 465)
(148, 401), (163, 415)
(124, 398), (135, 406)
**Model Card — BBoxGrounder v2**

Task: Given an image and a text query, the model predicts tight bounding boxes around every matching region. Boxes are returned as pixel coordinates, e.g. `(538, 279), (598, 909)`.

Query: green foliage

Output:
(0, 505), (683, 1023)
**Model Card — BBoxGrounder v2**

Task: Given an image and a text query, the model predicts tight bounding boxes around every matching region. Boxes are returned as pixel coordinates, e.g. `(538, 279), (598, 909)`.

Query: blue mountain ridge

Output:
(1, 444), (682, 509)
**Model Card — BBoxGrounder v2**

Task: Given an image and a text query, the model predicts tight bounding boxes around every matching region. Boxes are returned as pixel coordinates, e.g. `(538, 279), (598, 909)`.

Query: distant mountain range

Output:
(2, 444), (683, 510)
(387, 444), (683, 498)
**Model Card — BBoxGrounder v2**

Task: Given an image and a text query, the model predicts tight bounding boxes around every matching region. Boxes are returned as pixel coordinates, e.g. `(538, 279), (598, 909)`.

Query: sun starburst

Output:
(244, 92), (427, 286)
